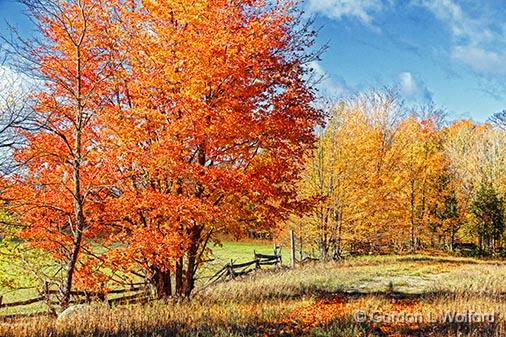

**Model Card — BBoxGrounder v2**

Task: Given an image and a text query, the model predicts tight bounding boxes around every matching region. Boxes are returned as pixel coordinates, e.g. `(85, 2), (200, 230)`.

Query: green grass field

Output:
(198, 240), (288, 280)
(0, 240), (284, 315)
(209, 240), (285, 263)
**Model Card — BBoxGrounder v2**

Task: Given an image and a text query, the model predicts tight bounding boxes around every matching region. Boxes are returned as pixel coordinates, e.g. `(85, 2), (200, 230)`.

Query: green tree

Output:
(470, 184), (505, 255)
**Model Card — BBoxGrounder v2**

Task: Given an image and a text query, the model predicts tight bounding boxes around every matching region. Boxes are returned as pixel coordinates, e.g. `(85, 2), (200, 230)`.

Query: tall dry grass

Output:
(2, 255), (506, 337)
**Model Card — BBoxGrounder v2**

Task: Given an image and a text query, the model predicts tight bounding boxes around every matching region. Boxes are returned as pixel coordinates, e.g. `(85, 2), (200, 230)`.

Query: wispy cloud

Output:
(414, 0), (502, 64)
(308, 61), (353, 98)
(304, 0), (506, 107)
(306, 0), (386, 30)
(452, 46), (506, 76)
(0, 64), (33, 95)
(398, 72), (433, 103)
(414, 0), (506, 100)
(415, 0), (493, 45)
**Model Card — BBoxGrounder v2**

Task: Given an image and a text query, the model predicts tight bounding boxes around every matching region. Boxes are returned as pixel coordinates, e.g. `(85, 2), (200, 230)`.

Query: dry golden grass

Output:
(2, 254), (506, 337)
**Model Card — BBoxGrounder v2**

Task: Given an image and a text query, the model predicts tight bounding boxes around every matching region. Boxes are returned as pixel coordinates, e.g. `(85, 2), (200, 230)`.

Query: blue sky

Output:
(0, 0), (505, 121)
(0, 0), (30, 36)
(306, 0), (506, 121)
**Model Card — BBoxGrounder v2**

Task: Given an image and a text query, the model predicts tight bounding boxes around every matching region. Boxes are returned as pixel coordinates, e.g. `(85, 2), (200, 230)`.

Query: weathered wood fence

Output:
(0, 282), (147, 321)
(0, 250), (283, 321)
(206, 250), (282, 285)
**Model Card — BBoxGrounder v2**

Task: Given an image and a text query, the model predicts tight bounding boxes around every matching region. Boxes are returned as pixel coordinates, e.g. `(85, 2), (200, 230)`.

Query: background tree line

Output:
(296, 89), (506, 259)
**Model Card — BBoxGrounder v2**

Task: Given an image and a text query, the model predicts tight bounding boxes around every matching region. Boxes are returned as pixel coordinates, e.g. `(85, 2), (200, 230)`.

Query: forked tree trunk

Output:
(61, 32), (86, 310)
(184, 251), (197, 297)
(410, 180), (416, 252)
(450, 227), (456, 252)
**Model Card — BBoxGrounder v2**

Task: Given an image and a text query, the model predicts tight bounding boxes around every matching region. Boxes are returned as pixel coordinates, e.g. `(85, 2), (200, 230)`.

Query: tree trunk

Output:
(58, 11), (93, 309)
(183, 226), (202, 297)
(410, 180), (416, 252)
(184, 252), (196, 297)
(175, 257), (183, 295)
(60, 223), (83, 309)
(450, 228), (456, 252)
(152, 268), (172, 299)
(61, 41), (85, 309)
(337, 212), (342, 258)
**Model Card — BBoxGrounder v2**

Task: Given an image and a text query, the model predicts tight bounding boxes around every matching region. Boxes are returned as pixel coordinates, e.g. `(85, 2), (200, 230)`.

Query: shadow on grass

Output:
(393, 321), (500, 337)
(395, 256), (481, 265)
(318, 318), (500, 337)
(17, 315), (500, 337)
(1, 297), (502, 337)
(299, 284), (506, 303)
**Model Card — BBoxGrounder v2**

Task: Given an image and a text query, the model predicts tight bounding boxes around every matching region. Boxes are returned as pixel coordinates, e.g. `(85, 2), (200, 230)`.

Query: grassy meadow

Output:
(0, 240), (283, 315)
(2, 246), (506, 336)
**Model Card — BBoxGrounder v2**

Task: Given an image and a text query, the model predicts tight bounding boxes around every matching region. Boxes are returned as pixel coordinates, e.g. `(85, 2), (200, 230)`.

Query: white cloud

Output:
(398, 72), (416, 95)
(306, 0), (385, 28)
(0, 65), (33, 174)
(308, 61), (352, 98)
(398, 72), (432, 103)
(0, 65), (20, 98)
(452, 46), (506, 75)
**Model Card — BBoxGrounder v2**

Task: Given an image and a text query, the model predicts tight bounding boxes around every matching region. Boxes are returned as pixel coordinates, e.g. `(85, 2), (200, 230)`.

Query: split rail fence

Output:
(205, 250), (282, 285)
(0, 250), (283, 322)
(0, 282), (147, 321)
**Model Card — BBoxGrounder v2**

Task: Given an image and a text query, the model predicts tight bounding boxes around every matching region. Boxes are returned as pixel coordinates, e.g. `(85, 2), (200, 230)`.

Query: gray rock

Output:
(57, 304), (94, 322)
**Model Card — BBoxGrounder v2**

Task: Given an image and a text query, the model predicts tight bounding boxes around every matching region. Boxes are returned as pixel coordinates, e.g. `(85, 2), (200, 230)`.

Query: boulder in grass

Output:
(57, 304), (94, 322)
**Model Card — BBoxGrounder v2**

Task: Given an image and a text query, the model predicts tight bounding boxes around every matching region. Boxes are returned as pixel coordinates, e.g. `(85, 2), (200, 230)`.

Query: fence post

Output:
(278, 247), (282, 265)
(299, 222), (303, 261)
(105, 292), (112, 308)
(229, 259), (235, 278)
(290, 229), (295, 268)
(43, 281), (56, 317)
(253, 250), (260, 269)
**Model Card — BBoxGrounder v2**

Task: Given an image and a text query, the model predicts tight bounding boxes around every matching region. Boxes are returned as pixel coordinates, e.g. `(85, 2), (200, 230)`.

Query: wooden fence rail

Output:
(206, 250), (282, 285)
(0, 250), (284, 321)
(0, 296), (46, 309)
(0, 284), (148, 321)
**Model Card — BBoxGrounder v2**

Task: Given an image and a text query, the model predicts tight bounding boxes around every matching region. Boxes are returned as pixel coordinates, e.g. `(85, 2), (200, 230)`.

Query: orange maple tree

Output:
(2, 0), (119, 308)
(1, 0), (321, 301)
(99, 0), (323, 297)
